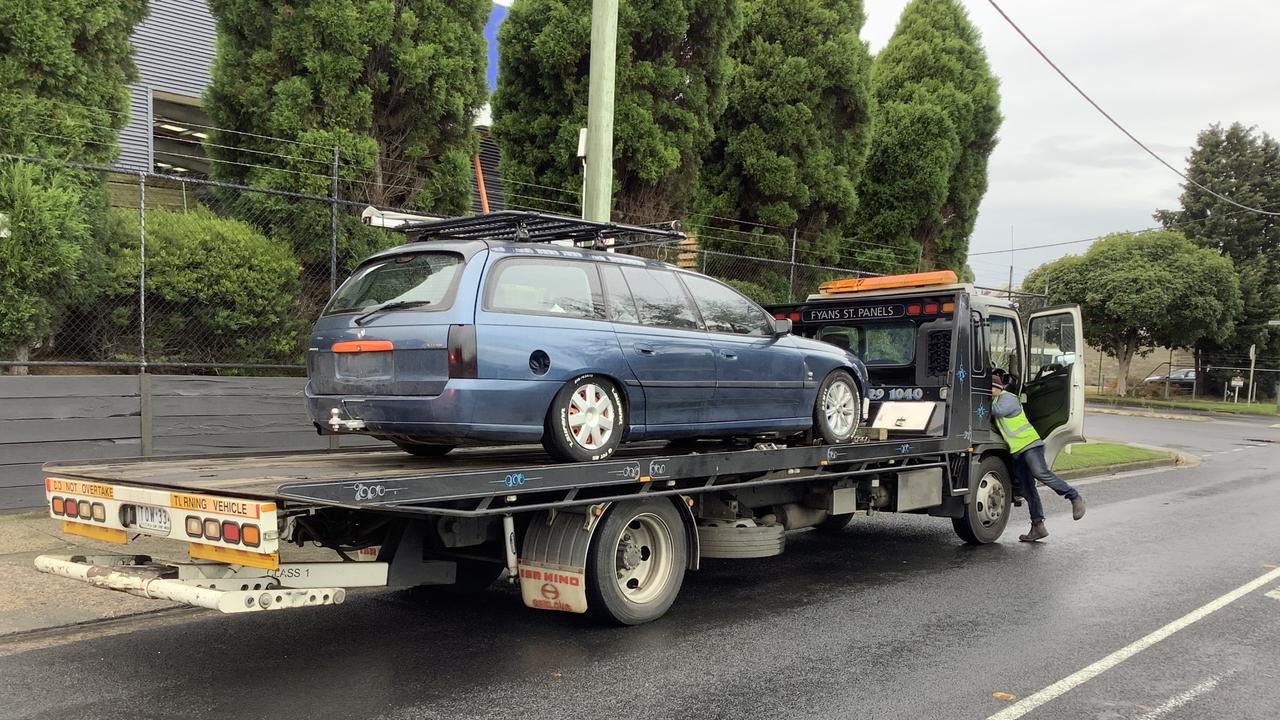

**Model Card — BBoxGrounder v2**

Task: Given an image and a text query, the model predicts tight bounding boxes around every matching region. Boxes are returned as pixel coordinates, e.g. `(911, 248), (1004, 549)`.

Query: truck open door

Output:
(1022, 305), (1086, 465)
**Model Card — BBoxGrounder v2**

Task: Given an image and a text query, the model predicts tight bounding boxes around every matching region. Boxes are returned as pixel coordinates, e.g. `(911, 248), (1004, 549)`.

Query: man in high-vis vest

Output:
(992, 373), (1086, 542)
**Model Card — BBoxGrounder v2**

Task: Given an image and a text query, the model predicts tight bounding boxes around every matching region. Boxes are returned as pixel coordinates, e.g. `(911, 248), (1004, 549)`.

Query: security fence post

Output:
(787, 228), (797, 302)
(330, 146), (340, 296)
(138, 171), (147, 369)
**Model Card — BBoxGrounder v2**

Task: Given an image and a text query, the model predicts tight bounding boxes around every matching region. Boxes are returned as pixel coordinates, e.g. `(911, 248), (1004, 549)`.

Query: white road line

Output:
(987, 566), (1280, 720)
(1265, 588), (1280, 601)
(1135, 676), (1222, 720)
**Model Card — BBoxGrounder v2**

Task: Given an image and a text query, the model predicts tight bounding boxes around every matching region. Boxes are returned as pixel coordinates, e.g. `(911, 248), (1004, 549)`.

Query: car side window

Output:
(599, 264), (641, 324)
(618, 266), (701, 330)
(485, 258), (604, 319)
(677, 273), (772, 336)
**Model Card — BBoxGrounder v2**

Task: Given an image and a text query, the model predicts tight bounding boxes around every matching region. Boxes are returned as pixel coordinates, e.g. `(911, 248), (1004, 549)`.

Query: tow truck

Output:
(34, 216), (1085, 625)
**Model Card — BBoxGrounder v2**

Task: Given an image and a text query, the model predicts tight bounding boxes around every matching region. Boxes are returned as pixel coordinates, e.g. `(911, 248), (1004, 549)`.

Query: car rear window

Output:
(485, 258), (604, 319)
(324, 252), (463, 315)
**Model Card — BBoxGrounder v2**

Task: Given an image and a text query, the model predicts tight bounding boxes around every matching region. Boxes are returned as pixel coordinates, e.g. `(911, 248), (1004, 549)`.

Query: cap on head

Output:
(992, 375), (1006, 390)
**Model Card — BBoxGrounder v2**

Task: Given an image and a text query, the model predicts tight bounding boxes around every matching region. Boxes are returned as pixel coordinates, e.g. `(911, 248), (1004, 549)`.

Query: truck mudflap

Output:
(33, 554), (368, 614)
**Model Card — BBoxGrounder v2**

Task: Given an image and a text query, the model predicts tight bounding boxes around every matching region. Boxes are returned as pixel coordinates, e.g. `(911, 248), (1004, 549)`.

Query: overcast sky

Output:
(862, 0), (1280, 287)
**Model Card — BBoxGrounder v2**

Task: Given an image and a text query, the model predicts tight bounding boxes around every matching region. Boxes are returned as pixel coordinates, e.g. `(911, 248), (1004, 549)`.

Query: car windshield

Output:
(324, 252), (463, 316)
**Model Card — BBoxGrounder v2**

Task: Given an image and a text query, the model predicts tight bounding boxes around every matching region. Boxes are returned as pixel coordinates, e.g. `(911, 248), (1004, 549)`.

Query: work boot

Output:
(1071, 495), (1086, 521)
(1019, 521), (1048, 542)
(1012, 494), (1025, 507)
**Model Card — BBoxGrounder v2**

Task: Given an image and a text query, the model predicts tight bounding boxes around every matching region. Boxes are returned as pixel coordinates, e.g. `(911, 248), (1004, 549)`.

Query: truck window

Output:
(816, 323), (915, 365)
(1027, 311), (1078, 377)
(989, 314), (1020, 376)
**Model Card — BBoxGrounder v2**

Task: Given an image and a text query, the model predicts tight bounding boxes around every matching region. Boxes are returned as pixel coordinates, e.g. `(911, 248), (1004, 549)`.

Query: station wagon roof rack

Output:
(397, 210), (685, 249)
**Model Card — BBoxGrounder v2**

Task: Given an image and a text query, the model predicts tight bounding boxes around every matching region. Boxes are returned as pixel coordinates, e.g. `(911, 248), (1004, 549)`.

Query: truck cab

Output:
(768, 271), (1085, 466)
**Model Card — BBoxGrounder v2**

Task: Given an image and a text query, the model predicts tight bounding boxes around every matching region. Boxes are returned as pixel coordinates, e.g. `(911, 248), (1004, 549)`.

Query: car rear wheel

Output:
(814, 370), (861, 444)
(544, 375), (625, 462)
(393, 441), (456, 457)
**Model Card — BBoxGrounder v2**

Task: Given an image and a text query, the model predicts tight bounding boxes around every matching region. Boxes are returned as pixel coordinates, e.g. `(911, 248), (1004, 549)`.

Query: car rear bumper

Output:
(306, 378), (559, 443)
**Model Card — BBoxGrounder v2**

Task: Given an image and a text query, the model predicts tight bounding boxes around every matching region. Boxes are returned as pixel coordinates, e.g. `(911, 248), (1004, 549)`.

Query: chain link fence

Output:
(2, 155), (892, 376)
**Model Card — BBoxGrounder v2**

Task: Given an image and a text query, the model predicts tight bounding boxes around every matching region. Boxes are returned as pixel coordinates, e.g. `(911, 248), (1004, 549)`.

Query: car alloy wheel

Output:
(567, 382), (616, 451)
(823, 379), (858, 438)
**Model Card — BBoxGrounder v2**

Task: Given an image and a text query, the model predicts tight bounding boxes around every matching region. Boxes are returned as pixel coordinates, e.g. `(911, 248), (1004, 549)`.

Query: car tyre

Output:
(393, 441), (456, 457)
(544, 375), (625, 462)
(814, 370), (861, 444)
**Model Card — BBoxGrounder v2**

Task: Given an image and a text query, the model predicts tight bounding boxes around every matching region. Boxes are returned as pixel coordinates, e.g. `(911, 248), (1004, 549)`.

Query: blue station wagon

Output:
(306, 213), (869, 462)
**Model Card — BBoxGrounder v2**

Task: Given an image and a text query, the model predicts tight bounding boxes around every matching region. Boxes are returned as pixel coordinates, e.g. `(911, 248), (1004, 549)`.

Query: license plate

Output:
(336, 352), (392, 380)
(135, 505), (171, 535)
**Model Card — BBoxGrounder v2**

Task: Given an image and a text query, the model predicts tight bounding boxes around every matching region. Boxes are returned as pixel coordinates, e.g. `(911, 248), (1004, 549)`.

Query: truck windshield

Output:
(816, 323), (916, 365)
(324, 252), (463, 316)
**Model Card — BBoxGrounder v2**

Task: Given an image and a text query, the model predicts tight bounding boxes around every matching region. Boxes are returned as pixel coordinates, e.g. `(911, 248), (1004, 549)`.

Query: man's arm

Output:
(992, 392), (1022, 418)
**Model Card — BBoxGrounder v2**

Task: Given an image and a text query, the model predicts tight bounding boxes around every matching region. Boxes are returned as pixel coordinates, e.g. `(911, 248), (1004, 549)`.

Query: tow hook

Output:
(329, 408), (367, 432)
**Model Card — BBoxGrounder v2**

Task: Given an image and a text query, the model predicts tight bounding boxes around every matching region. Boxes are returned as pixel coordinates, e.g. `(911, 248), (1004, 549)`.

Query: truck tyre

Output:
(953, 456), (1012, 544)
(586, 498), (687, 625)
(544, 375), (626, 462)
(815, 370), (861, 444)
(393, 441), (456, 457)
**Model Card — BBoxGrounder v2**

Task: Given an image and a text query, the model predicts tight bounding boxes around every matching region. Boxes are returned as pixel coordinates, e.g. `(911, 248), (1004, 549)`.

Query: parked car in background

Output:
(1143, 368), (1196, 387)
(306, 217), (869, 462)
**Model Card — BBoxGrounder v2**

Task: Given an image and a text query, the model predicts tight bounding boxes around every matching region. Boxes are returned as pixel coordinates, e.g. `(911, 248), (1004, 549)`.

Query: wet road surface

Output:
(2, 414), (1278, 720)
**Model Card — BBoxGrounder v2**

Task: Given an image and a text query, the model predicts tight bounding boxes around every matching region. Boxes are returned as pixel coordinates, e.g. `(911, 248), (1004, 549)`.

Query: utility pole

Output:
(581, 0), (619, 222)
(1248, 343), (1257, 403)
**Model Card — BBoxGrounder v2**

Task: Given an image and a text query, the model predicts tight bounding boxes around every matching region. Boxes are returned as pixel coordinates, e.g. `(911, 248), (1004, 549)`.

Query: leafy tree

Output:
(0, 163), (92, 367)
(0, 0), (146, 370)
(855, 0), (1001, 273)
(204, 0), (489, 268)
(1023, 231), (1241, 395)
(493, 0), (739, 221)
(1154, 122), (1280, 383)
(103, 207), (303, 363)
(696, 0), (873, 298)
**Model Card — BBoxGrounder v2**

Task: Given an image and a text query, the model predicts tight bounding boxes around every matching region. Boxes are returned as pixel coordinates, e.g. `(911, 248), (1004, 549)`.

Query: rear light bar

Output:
(448, 324), (478, 379)
(186, 514), (260, 548)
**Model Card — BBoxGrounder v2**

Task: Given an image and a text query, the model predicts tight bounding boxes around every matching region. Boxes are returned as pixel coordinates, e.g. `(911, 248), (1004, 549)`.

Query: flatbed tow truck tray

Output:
(43, 435), (958, 518)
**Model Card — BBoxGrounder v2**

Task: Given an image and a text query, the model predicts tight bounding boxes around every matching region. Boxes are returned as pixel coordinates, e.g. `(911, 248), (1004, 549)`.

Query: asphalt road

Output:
(2, 412), (1279, 720)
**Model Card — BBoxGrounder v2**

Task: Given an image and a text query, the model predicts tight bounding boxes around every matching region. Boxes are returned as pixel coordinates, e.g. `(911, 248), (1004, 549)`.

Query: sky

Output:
(863, 0), (1280, 287)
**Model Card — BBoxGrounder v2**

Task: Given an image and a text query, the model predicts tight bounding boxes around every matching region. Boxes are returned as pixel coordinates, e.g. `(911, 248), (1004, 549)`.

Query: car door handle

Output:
(635, 343), (656, 355)
(719, 350), (738, 360)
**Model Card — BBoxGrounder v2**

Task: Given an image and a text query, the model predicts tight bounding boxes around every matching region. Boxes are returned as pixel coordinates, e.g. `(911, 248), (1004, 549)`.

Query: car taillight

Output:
(222, 521), (240, 544)
(241, 524), (261, 548)
(447, 324), (478, 379)
(203, 518), (221, 541)
(186, 516), (203, 538)
(65, 499), (79, 518)
(51, 497), (64, 515)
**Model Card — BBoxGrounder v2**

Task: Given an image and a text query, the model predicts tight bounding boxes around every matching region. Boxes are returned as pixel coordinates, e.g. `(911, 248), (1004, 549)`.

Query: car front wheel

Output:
(544, 375), (626, 462)
(814, 370), (861, 444)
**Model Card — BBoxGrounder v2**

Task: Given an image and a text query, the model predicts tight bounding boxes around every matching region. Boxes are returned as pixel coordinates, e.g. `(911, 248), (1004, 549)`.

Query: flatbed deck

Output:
(44, 435), (962, 517)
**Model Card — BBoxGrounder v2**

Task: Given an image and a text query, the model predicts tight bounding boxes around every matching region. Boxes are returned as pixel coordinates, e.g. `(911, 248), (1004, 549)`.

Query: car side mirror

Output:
(772, 318), (792, 336)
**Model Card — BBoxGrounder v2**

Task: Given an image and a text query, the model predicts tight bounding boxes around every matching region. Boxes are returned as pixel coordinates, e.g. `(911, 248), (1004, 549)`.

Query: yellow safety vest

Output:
(995, 404), (1041, 454)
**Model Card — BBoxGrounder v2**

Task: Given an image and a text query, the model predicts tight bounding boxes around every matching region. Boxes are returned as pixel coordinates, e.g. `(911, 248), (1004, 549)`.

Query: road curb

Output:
(1086, 406), (1211, 422)
(1058, 455), (1180, 481)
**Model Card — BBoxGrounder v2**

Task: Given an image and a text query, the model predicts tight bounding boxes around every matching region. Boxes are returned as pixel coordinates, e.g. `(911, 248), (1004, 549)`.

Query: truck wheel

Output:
(586, 498), (687, 625)
(393, 441), (456, 457)
(544, 375), (625, 462)
(815, 370), (861, 444)
(953, 456), (1012, 544)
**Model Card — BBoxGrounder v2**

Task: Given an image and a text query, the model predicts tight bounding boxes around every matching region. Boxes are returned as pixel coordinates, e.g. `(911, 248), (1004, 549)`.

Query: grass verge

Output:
(1052, 442), (1172, 473)
(1086, 392), (1279, 417)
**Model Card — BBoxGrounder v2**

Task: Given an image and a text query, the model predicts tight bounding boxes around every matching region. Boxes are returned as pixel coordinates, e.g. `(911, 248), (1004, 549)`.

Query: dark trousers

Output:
(1015, 445), (1079, 522)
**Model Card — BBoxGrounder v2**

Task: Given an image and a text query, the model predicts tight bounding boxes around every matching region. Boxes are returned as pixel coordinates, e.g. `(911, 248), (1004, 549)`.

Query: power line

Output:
(986, 0), (1280, 217)
(966, 209), (1257, 258)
